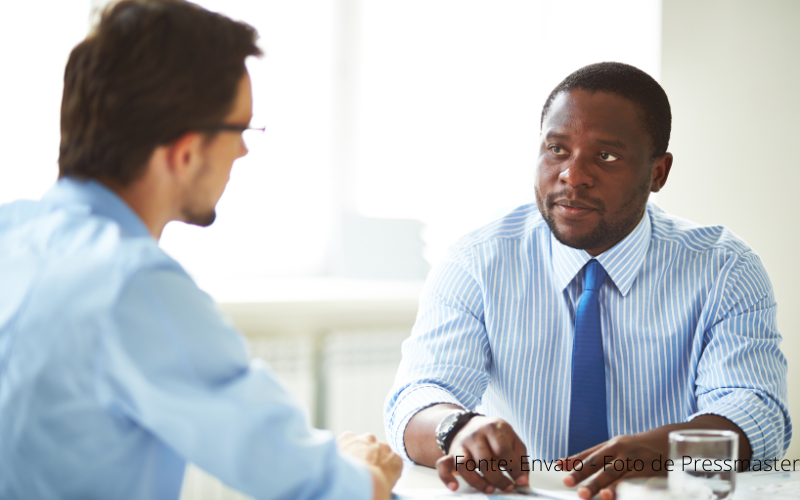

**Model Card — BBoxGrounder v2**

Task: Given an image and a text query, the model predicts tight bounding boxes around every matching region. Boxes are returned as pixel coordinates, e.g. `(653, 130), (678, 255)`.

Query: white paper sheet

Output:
(393, 470), (581, 499)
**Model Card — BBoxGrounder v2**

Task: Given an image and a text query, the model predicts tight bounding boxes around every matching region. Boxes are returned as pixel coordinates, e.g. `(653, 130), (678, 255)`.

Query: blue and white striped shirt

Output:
(385, 201), (790, 463)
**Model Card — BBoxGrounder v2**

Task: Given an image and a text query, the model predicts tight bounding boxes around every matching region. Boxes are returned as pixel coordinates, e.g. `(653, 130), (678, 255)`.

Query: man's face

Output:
(534, 89), (670, 256)
(180, 71), (253, 226)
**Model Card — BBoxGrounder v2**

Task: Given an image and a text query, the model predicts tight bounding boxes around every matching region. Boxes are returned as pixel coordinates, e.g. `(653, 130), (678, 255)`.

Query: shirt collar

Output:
(550, 205), (652, 297)
(41, 177), (152, 239)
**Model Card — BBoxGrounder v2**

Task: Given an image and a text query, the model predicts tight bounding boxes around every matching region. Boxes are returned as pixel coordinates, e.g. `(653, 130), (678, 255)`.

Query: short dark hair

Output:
(540, 62), (671, 159)
(59, 0), (262, 185)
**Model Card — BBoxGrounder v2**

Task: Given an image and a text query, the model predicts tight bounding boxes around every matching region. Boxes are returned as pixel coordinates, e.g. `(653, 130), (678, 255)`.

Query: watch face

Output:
(436, 411), (464, 450)
(438, 412), (461, 437)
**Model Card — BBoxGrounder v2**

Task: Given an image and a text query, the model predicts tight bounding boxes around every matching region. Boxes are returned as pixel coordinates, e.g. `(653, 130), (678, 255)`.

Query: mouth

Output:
(552, 199), (598, 218)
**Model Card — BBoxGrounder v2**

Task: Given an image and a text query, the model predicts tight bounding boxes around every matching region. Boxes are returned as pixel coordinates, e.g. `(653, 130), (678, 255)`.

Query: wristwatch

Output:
(435, 410), (482, 455)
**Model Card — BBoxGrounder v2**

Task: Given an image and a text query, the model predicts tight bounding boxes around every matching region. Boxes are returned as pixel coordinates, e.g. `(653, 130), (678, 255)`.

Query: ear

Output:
(164, 132), (203, 180)
(650, 152), (673, 193)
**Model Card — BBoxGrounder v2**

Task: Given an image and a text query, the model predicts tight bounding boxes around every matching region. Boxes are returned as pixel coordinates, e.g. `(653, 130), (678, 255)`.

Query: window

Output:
(1, 0), (661, 297)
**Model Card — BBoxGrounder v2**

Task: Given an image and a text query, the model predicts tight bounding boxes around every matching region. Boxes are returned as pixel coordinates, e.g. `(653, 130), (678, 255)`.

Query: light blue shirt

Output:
(385, 202), (790, 463)
(0, 178), (373, 500)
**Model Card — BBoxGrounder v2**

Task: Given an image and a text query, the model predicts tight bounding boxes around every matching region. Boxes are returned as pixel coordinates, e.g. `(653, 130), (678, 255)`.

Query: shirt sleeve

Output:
(688, 251), (791, 461)
(96, 266), (373, 500)
(384, 244), (491, 461)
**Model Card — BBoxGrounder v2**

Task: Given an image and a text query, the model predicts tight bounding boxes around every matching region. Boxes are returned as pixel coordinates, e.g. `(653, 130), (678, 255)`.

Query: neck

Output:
(99, 176), (175, 241)
(583, 207), (647, 257)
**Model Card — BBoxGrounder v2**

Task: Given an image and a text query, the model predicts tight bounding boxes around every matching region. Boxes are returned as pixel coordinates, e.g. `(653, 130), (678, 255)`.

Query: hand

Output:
(562, 433), (666, 500)
(562, 416), (752, 500)
(337, 431), (403, 500)
(436, 416), (529, 494)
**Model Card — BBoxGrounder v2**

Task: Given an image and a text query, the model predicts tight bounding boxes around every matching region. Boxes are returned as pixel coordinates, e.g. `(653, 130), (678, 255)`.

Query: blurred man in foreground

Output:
(0, 1), (401, 499)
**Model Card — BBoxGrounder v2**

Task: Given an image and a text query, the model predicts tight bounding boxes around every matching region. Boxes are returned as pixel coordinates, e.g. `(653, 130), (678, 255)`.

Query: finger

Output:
(562, 453), (594, 486)
(486, 425), (529, 487)
(598, 482), (618, 500)
(575, 453), (627, 499)
(561, 458), (579, 473)
(585, 456), (651, 499)
(577, 466), (623, 500)
(565, 444), (615, 486)
(484, 420), (515, 457)
(359, 432), (377, 443)
(509, 438), (529, 486)
(463, 437), (513, 492)
(435, 455), (460, 492)
(336, 431), (356, 444)
(561, 441), (606, 471)
(483, 424), (521, 491)
(448, 448), (493, 493)
(386, 452), (404, 485)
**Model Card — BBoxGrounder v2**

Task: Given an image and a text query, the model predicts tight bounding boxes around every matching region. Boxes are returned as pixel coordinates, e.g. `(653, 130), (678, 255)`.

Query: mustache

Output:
(545, 190), (606, 214)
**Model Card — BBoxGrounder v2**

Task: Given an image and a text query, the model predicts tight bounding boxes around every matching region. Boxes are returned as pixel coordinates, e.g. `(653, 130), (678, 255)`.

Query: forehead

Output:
(543, 89), (648, 150)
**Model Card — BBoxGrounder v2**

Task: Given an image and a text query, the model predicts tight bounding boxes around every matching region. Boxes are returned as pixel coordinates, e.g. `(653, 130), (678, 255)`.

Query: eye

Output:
(599, 152), (619, 162)
(549, 145), (567, 155)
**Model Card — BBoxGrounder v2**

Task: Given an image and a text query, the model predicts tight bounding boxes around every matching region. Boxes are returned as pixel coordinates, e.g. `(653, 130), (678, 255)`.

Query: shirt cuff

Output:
(688, 392), (771, 461)
(386, 384), (464, 462)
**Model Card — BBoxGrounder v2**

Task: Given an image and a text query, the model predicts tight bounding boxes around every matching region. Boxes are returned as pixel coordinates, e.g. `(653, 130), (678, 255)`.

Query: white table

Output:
(392, 462), (579, 499)
(395, 463), (449, 490)
(391, 464), (800, 499)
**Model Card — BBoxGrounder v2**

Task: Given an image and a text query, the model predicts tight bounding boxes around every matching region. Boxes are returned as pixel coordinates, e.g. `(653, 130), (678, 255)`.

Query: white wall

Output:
(351, 0), (661, 267)
(0, 1), (89, 203)
(660, 0), (800, 460)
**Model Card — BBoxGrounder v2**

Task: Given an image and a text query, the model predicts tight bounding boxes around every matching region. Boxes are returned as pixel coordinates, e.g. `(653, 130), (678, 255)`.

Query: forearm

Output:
(638, 415), (752, 467)
(695, 255), (789, 460)
(403, 403), (464, 467)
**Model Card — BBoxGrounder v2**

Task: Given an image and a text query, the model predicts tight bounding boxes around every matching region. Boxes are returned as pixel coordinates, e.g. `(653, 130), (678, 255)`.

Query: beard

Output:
(180, 159), (219, 227)
(535, 179), (650, 252)
(182, 207), (217, 227)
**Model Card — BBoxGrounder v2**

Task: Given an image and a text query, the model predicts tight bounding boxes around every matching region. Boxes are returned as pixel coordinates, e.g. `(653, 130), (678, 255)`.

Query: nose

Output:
(239, 136), (249, 158)
(558, 155), (594, 189)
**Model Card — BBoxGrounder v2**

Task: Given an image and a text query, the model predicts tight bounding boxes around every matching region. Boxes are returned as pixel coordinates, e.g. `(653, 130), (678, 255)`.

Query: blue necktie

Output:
(568, 259), (609, 456)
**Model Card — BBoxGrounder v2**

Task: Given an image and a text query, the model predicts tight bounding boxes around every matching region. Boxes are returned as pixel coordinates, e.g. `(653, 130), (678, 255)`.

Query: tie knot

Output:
(584, 260), (608, 291)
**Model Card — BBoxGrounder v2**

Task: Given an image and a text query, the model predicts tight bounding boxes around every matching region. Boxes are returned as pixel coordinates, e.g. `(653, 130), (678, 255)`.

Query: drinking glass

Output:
(668, 430), (738, 500)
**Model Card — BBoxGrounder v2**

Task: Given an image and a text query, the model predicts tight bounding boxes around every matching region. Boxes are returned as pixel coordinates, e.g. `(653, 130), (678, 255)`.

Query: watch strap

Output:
(436, 410), (482, 455)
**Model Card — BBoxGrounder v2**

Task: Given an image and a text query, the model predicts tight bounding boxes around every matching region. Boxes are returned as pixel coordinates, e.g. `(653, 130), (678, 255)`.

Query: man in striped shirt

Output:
(385, 62), (790, 500)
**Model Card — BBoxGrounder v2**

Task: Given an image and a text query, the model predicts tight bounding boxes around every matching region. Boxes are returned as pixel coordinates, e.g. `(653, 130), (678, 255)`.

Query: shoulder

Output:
(647, 203), (773, 301)
(0, 199), (185, 317)
(647, 202), (755, 257)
